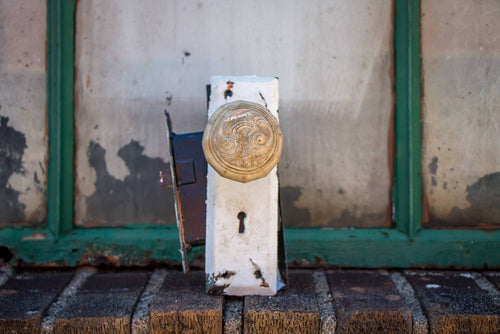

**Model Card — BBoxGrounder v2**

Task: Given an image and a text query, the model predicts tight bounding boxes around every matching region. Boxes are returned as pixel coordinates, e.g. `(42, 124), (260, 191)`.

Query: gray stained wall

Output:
(0, 0), (47, 226)
(4, 0), (498, 229)
(421, 0), (500, 229)
(74, 0), (394, 228)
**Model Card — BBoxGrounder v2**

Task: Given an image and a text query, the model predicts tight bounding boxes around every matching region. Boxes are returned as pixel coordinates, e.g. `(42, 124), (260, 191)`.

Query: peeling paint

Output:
(0, 116), (27, 223)
(0, 1), (48, 226)
(21, 232), (46, 241)
(249, 258), (269, 288)
(280, 186), (311, 227)
(442, 172), (500, 228)
(206, 273), (229, 295)
(214, 270), (235, 280)
(82, 140), (175, 226)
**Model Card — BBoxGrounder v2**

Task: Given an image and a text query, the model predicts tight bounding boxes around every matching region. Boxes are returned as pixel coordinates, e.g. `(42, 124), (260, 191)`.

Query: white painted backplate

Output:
(205, 76), (283, 295)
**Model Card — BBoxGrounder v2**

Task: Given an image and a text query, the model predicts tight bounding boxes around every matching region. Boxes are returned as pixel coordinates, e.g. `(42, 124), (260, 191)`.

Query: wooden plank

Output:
(0, 272), (73, 334)
(150, 271), (223, 334)
(244, 270), (319, 334)
(327, 270), (412, 334)
(205, 76), (281, 295)
(405, 271), (500, 334)
(54, 272), (149, 334)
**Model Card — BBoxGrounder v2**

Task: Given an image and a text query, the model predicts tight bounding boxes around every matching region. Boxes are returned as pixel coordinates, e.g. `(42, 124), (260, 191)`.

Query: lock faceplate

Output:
(202, 100), (283, 183)
(205, 76), (285, 296)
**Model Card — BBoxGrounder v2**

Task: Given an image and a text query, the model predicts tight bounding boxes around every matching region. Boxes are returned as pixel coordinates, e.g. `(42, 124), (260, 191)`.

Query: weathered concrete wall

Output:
(74, 0), (394, 228)
(421, 0), (500, 228)
(0, 0), (47, 226)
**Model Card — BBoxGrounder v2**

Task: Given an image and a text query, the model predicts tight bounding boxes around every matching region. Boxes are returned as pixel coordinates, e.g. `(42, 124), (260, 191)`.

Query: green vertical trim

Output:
(47, 0), (75, 237)
(394, 0), (421, 238)
(60, 0), (76, 234)
(408, 0), (422, 236)
(46, 0), (62, 237)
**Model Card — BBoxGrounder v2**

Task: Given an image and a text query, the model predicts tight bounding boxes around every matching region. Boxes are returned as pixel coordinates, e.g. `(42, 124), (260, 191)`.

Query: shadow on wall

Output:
(84, 140), (175, 226)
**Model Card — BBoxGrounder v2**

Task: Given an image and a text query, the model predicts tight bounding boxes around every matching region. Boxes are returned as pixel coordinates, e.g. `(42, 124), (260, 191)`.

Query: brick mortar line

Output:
(313, 270), (336, 334)
(484, 272), (500, 277)
(224, 297), (244, 334)
(0, 264), (12, 287)
(472, 273), (500, 305)
(40, 267), (96, 334)
(390, 272), (429, 334)
(131, 269), (168, 334)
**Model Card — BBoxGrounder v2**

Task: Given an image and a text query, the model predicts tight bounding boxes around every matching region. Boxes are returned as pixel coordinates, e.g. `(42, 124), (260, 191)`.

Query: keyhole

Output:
(237, 212), (246, 234)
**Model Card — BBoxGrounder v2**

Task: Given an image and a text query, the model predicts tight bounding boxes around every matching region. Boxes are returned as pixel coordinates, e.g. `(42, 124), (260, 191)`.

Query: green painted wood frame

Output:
(0, 0), (498, 268)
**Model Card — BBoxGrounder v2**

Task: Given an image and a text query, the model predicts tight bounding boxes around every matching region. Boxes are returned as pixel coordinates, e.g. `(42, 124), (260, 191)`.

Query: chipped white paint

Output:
(421, 0), (500, 227)
(73, 0), (393, 228)
(205, 76), (280, 296)
(21, 232), (46, 241)
(0, 0), (47, 224)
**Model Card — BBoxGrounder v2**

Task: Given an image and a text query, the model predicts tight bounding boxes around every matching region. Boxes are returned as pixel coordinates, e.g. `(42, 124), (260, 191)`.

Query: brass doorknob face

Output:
(202, 101), (283, 183)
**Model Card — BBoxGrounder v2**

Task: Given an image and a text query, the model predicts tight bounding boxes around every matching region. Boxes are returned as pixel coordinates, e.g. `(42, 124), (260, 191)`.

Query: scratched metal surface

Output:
(421, 0), (500, 229)
(0, 0), (48, 226)
(171, 131), (207, 245)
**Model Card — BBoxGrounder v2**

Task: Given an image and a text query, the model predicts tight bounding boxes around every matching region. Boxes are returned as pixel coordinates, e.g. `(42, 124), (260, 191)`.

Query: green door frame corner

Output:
(1, 0), (498, 268)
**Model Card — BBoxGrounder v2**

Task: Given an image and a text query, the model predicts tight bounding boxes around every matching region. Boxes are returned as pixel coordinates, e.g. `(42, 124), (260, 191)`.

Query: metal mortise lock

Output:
(203, 76), (286, 296)
(202, 100), (283, 183)
(164, 79), (287, 285)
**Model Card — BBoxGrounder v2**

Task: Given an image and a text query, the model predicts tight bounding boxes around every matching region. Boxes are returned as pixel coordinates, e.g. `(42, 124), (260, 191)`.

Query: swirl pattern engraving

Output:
(203, 101), (283, 183)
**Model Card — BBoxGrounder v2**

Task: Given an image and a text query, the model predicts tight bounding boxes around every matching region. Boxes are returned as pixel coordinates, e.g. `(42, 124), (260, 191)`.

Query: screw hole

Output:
(237, 212), (246, 233)
(224, 81), (234, 100)
(224, 89), (233, 99)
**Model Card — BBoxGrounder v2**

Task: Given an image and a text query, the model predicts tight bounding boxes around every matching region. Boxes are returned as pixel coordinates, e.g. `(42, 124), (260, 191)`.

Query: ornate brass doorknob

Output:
(202, 101), (283, 183)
